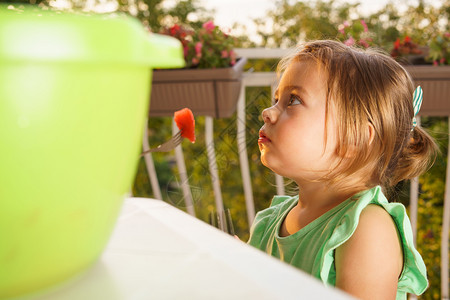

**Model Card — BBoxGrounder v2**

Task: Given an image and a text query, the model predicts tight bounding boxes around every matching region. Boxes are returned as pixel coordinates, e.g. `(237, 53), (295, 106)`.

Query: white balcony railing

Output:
(141, 48), (450, 300)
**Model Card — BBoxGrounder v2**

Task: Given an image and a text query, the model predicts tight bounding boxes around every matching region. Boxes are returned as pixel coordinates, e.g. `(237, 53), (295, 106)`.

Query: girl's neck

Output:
(296, 182), (358, 212)
(280, 182), (359, 237)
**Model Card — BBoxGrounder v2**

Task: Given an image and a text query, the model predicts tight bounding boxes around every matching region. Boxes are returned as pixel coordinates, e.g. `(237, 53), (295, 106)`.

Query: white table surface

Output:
(32, 198), (353, 300)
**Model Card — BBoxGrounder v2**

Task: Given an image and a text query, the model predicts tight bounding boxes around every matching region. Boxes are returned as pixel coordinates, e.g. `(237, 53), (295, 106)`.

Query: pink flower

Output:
(359, 39), (369, 48)
(195, 42), (202, 57)
(360, 19), (368, 32)
(440, 57), (446, 64)
(343, 21), (350, 27)
(444, 32), (450, 38)
(344, 36), (355, 46)
(433, 60), (439, 66)
(161, 20), (236, 68)
(202, 21), (215, 33)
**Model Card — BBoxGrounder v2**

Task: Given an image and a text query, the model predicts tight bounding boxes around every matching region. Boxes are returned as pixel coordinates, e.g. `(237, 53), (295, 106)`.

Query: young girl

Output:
(248, 40), (437, 300)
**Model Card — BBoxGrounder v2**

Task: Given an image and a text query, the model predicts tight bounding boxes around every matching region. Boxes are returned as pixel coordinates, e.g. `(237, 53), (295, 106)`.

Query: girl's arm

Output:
(335, 204), (403, 300)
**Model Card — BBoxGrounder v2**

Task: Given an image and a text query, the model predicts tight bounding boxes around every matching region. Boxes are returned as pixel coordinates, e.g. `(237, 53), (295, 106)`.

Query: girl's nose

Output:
(262, 106), (279, 124)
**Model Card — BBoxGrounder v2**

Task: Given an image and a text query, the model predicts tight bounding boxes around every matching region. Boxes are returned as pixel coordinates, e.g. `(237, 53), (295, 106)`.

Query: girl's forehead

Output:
(280, 60), (328, 88)
(286, 59), (326, 77)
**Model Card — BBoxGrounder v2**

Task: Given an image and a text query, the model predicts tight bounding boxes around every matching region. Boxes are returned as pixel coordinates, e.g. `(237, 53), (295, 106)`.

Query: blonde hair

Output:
(278, 40), (437, 190)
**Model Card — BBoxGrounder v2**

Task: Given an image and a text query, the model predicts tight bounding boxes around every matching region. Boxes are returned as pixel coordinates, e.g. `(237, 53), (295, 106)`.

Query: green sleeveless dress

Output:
(248, 186), (427, 299)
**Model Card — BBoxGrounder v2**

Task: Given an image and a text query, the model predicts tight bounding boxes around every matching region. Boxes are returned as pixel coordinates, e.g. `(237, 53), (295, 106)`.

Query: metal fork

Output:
(141, 131), (183, 155)
(209, 208), (235, 236)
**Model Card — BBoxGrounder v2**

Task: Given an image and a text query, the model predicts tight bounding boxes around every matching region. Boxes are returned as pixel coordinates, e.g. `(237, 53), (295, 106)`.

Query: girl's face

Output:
(258, 60), (339, 184)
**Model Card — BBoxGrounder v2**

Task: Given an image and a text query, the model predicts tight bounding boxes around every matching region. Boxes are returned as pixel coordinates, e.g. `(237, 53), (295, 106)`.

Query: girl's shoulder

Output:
(320, 186), (428, 297)
(334, 202), (404, 298)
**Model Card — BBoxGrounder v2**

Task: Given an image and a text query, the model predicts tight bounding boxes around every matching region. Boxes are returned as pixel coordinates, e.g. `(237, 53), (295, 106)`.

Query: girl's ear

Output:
(368, 122), (375, 146)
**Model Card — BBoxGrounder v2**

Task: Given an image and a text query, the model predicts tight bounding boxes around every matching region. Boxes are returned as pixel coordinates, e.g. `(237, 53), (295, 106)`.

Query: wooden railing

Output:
(141, 48), (450, 300)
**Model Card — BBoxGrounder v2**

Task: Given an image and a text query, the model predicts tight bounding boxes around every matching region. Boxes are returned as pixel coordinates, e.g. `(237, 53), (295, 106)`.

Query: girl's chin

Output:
(260, 157), (278, 174)
(260, 151), (286, 174)
(260, 160), (272, 171)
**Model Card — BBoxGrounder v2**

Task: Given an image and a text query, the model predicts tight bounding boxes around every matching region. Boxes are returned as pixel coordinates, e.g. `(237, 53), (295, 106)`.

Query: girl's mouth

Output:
(258, 130), (271, 144)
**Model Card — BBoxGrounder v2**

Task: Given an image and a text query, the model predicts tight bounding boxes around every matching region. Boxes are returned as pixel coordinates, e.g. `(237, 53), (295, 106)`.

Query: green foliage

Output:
(251, 0), (449, 63)
(415, 117), (448, 300)
(254, 0), (357, 47)
(365, 1), (449, 55)
(428, 32), (450, 65)
(246, 58), (279, 72)
(0, 0), (44, 3)
(125, 0), (212, 32)
(360, 4), (400, 50)
(8, 0), (211, 33)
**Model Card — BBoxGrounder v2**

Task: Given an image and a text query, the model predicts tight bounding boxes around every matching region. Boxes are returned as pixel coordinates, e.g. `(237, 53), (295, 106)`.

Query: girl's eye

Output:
(288, 94), (302, 106)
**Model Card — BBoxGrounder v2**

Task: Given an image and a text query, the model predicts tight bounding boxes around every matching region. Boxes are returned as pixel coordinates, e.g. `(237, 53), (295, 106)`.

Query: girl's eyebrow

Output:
(283, 84), (310, 98)
(274, 85), (310, 101)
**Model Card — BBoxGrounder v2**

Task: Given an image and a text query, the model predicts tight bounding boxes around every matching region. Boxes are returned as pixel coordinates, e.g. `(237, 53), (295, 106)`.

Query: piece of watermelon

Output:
(174, 108), (196, 143)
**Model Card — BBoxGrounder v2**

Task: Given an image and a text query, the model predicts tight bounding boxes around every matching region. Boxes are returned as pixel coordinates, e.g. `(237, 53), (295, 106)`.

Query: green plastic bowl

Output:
(0, 5), (184, 299)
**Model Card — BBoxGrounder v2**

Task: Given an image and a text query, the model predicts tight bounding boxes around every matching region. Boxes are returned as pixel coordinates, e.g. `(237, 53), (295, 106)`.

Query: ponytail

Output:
(386, 126), (438, 187)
